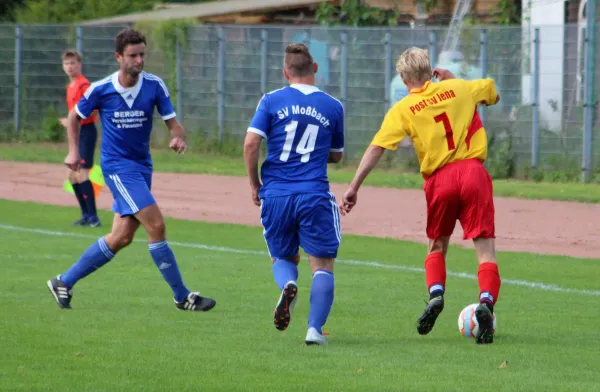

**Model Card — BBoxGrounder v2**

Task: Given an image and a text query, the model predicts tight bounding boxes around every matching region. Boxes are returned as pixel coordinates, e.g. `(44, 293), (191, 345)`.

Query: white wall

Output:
(521, 0), (565, 131)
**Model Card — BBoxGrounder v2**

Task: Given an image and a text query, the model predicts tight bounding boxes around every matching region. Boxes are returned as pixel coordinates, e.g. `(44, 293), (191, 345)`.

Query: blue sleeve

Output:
(330, 103), (344, 152)
(247, 95), (270, 139)
(154, 79), (176, 120)
(75, 85), (100, 120)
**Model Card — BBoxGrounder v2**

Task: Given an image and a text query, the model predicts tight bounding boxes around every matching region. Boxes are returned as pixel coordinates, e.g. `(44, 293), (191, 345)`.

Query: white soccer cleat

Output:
(305, 327), (327, 346)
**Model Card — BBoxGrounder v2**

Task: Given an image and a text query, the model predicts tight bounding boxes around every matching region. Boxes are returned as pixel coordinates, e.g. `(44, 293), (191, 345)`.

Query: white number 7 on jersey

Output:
(279, 121), (320, 163)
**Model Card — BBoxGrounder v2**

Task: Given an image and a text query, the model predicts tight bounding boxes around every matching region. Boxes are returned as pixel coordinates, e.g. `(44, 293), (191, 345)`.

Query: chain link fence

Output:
(0, 23), (598, 181)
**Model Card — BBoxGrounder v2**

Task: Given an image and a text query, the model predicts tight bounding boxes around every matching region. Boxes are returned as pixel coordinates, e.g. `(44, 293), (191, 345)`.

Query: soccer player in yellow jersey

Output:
(339, 47), (501, 344)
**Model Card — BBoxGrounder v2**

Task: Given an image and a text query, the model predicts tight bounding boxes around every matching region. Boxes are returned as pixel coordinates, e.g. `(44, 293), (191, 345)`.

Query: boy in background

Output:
(60, 49), (101, 227)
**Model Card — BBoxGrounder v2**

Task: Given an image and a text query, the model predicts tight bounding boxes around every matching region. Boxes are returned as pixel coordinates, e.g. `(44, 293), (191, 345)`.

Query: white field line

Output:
(1, 224), (599, 297)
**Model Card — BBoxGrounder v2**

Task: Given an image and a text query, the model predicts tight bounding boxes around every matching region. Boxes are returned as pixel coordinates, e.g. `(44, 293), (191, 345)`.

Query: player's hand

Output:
(432, 67), (455, 81)
(64, 152), (80, 172)
(59, 118), (69, 128)
(339, 188), (358, 216)
(251, 185), (261, 207)
(169, 137), (186, 154)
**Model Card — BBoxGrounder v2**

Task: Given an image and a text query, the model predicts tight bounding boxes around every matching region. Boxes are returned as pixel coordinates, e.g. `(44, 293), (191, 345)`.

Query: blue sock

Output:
(308, 270), (335, 334)
(149, 241), (189, 303)
(272, 258), (298, 291)
(61, 238), (115, 287)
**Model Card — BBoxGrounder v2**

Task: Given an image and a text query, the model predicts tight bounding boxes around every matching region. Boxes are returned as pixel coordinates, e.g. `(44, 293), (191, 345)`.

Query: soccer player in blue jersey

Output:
(244, 43), (344, 345)
(46, 29), (216, 312)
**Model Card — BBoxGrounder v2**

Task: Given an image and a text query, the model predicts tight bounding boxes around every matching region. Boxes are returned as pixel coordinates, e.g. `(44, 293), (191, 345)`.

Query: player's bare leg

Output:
(472, 237), (501, 344)
(135, 204), (216, 312)
(272, 254), (300, 331)
(104, 213), (140, 251)
(305, 256), (335, 345)
(417, 236), (450, 335)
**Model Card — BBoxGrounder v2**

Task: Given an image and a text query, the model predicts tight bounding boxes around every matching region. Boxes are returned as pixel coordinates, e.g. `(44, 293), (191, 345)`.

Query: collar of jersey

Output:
(290, 84), (320, 95)
(111, 71), (143, 100)
(409, 81), (431, 94)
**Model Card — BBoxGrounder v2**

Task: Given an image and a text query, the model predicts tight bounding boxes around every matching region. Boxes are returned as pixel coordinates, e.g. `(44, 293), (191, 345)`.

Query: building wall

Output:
(521, 0), (566, 132)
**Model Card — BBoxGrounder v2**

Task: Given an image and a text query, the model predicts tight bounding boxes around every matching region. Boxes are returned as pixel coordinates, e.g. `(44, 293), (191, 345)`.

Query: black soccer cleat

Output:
(475, 302), (494, 344)
(274, 282), (298, 331)
(417, 295), (445, 335)
(46, 276), (73, 309)
(72, 218), (87, 226)
(175, 292), (216, 312)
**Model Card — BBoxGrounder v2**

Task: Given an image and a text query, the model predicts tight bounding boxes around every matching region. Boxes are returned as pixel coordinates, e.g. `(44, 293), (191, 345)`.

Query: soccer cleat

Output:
(85, 217), (102, 228)
(416, 295), (445, 335)
(273, 281), (298, 331)
(72, 218), (87, 226)
(46, 276), (73, 309)
(305, 327), (327, 346)
(175, 292), (216, 312)
(475, 302), (494, 344)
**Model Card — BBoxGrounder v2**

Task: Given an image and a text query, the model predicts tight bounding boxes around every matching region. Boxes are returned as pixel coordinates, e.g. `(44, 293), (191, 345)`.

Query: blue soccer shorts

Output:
(105, 171), (156, 217)
(260, 192), (342, 259)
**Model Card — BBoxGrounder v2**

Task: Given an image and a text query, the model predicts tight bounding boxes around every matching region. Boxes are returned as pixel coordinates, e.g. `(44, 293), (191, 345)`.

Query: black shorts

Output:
(79, 123), (98, 169)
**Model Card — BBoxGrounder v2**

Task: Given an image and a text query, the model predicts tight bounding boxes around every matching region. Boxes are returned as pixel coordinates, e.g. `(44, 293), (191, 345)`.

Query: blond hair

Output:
(62, 49), (82, 62)
(396, 47), (431, 84)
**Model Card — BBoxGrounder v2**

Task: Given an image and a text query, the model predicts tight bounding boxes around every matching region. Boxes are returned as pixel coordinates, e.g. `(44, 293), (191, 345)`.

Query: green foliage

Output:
(486, 132), (515, 179)
(315, 0), (402, 27)
(134, 18), (197, 106)
(15, 0), (156, 23)
(40, 105), (64, 142)
(496, 0), (521, 25)
(0, 0), (25, 22)
(420, 0), (439, 13)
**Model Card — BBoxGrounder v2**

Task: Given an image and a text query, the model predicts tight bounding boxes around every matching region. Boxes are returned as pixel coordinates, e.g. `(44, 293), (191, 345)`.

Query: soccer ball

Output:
(458, 303), (497, 338)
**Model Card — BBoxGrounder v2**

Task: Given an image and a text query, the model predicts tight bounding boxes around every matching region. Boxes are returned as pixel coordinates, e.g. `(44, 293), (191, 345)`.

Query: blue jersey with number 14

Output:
(248, 84), (344, 198)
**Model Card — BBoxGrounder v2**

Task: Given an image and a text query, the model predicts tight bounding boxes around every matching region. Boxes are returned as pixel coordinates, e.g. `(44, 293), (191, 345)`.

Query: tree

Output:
(0, 0), (25, 22)
(15, 0), (158, 23)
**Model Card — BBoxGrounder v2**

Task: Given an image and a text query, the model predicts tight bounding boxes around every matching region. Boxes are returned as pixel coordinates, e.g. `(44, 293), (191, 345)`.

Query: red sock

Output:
(425, 252), (446, 297)
(478, 262), (501, 305)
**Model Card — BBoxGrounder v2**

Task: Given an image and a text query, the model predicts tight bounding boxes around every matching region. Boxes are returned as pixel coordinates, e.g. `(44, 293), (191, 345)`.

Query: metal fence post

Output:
(76, 25), (83, 55)
(384, 32), (392, 111)
(582, 0), (596, 183)
(175, 31), (183, 123)
(303, 28), (311, 47)
(217, 27), (225, 141)
(14, 25), (22, 135)
(76, 26), (83, 75)
(429, 30), (438, 67)
(532, 28), (540, 169)
(260, 29), (268, 96)
(340, 31), (348, 129)
(479, 29), (488, 125)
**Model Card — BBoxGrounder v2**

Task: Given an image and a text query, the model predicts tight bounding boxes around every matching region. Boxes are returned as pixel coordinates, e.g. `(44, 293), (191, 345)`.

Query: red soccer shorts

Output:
(424, 158), (495, 241)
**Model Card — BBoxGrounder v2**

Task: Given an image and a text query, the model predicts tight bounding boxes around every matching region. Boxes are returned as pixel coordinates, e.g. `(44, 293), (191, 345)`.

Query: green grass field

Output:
(2, 142), (600, 203)
(1, 199), (599, 391)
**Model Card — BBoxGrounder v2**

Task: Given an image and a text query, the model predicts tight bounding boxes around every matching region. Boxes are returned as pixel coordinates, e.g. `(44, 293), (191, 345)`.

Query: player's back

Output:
(255, 85), (344, 198)
(397, 78), (498, 177)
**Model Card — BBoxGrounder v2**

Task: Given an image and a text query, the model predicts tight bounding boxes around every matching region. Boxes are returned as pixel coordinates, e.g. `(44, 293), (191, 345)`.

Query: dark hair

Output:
(284, 43), (314, 77)
(115, 28), (147, 55)
(62, 49), (82, 62)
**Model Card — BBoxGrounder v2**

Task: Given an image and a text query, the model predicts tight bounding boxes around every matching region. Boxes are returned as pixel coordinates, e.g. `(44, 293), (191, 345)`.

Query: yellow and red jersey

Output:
(371, 78), (499, 179)
(66, 74), (97, 125)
